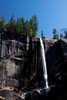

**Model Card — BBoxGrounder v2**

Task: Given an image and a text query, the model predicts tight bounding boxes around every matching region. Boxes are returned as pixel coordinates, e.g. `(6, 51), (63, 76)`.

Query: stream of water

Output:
(40, 38), (49, 90)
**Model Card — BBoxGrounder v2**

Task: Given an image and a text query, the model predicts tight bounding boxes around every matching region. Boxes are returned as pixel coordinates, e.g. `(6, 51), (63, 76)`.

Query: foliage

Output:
(41, 30), (45, 39)
(0, 14), (38, 37)
(60, 33), (63, 38)
(32, 14), (38, 37)
(53, 29), (57, 34)
(16, 17), (24, 34)
(63, 29), (67, 38)
(53, 29), (59, 39)
(6, 14), (16, 33)
(0, 15), (6, 32)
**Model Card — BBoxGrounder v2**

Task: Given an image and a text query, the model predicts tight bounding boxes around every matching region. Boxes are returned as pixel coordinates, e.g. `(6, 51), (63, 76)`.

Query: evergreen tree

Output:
(53, 29), (57, 34)
(0, 15), (6, 33)
(63, 29), (67, 38)
(0, 14), (39, 38)
(6, 14), (16, 33)
(29, 19), (33, 31)
(56, 34), (59, 39)
(29, 28), (33, 36)
(32, 14), (38, 37)
(25, 17), (38, 37)
(41, 30), (45, 38)
(0, 21), (1, 33)
(24, 20), (29, 35)
(16, 18), (21, 34)
(16, 17), (25, 34)
(60, 33), (63, 38)
(53, 29), (59, 39)
(21, 17), (25, 34)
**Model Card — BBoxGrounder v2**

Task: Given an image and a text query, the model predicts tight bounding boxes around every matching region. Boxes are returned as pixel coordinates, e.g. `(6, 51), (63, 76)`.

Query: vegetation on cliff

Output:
(52, 28), (67, 39)
(0, 14), (67, 39)
(0, 14), (38, 38)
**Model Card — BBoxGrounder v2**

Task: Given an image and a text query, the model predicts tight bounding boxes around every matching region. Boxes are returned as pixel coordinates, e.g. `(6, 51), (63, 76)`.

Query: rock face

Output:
(0, 33), (67, 100)
(0, 87), (14, 100)
(45, 38), (67, 87)
(0, 34), (28, 88)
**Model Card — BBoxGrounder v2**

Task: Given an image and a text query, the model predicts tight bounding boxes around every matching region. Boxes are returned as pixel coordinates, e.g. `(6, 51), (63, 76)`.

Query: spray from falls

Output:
(40, 38), (49, 90)
(20, 93), (27, 99)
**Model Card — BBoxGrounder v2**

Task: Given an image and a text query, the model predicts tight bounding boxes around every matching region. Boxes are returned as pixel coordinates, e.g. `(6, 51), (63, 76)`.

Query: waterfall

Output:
(20, 93), (27, 99)
(40, 38), (49, 89)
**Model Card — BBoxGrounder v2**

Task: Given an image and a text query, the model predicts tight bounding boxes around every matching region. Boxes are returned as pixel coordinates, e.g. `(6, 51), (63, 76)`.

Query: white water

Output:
(40, 38), (49, 89)
(20, 93), (27, 99)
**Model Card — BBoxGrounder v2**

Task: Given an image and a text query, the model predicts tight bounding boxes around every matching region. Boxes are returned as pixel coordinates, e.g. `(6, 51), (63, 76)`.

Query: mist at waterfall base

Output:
(40, 38), (50, 93)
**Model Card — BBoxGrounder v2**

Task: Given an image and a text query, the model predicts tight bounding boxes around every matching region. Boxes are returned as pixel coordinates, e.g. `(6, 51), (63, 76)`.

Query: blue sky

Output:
(0, 0), (67, 39)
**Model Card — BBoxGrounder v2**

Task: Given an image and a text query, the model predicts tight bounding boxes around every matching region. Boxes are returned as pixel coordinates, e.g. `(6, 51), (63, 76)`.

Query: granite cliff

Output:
(0, 33), (67, 100)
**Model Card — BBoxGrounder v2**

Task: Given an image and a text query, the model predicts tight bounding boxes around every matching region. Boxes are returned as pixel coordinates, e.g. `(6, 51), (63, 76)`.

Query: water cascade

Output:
(20, 92), (27, 99)
(40, 38), (49, 90)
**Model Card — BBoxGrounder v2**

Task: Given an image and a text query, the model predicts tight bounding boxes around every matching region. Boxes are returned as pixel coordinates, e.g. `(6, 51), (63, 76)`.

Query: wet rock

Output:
(0, 87), (14, 100)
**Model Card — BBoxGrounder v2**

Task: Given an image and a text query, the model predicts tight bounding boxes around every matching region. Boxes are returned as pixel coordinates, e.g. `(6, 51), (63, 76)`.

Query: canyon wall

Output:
(0, 33), (67, 91)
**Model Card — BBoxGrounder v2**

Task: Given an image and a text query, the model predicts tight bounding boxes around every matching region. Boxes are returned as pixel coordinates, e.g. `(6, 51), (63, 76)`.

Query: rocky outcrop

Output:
(0, 34), (28, 89)
(0, 33), (67, 100)
(45, 38), (67, 87)
(0, 87), (14, 100)
(23, 38), (67, 100)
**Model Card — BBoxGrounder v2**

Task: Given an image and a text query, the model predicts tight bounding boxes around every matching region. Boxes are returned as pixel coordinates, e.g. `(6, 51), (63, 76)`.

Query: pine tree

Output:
(7, 14), (16, 33)
(0, 14), (39, 38)
(41, 30), (45, 38)
(63, 30), (67, 38)
(24, 20), (29, 35)
(53, 29), (59, 39)
(0, 21), (1, 33)
(32, 14), (38, 37)
(0, 15), (6, 32)
(53, 29), (57, 34)
(56, 34), (59, 39)
(29, 28), (33, 36)
(16, 17), (25, 34)
(60, 33), (63, 38)
(21, 17), (25, 34)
